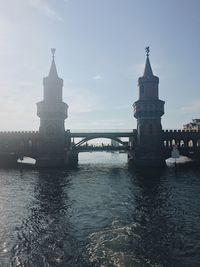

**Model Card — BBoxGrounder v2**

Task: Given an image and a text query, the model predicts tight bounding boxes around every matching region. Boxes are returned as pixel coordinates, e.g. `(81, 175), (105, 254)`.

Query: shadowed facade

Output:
(36, 49), (70, 167)
(132, 49), (165, 167)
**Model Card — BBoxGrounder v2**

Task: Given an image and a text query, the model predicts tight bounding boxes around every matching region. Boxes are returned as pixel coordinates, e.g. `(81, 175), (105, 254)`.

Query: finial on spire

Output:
(51, 48), (56, 59)
(145, 46), (150, 57)
(48, 48), (58, 78)
(143, 47), (154, 77)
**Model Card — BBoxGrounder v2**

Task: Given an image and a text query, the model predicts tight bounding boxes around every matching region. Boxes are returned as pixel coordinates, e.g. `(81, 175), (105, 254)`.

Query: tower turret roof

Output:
(138, 47), (159, 85)
(48, 48), (58, 78)
(143, 55), (154, 78)
(43, 48), (63, 89)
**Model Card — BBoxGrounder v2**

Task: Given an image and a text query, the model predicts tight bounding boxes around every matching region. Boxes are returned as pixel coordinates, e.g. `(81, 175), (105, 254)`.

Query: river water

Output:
(0, 152), (200, 267)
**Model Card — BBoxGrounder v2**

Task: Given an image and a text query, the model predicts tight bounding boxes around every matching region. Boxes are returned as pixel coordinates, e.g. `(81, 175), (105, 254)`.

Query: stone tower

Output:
(133, 48), (165, 168)
(36, 49), (69, 167)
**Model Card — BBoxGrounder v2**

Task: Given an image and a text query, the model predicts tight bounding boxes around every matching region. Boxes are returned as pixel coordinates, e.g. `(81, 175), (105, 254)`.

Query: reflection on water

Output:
(0, 152), (199, 267)
(133, 174), (178, 266)
(10, 171), (79, 266)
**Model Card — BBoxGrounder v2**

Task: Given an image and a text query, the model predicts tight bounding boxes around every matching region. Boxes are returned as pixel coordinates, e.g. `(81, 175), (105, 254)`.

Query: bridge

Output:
(0, 48), (199, 168)
(0, 128), (199, 167)
(0, 130), (135, 165)
(162, 129), (200, 160)
(69, 130), (136, 147)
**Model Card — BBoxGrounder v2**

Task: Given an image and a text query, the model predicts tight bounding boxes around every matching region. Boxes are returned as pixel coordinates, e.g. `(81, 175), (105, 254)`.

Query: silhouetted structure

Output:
(132, 48), (165, 167)
(36, 49), (69, 167)
(0, 48), (200, 168)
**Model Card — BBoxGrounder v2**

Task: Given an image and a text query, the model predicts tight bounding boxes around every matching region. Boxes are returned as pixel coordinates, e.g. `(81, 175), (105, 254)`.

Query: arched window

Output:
(188, 140), (193, 148)
(172, 139), (176, 146)
(180, 140), (185, 147)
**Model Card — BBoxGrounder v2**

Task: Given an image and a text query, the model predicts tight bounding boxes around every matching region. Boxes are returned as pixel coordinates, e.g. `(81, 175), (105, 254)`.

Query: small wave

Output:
(85, 221), (162, 267)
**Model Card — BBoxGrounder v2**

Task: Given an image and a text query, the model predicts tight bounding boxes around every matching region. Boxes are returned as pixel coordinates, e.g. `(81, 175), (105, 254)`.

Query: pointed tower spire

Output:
(137, 47), (159, 100)
(49, 48), (58, 78)
(143, 46), (154, 78)
(42, 48), (64, 103)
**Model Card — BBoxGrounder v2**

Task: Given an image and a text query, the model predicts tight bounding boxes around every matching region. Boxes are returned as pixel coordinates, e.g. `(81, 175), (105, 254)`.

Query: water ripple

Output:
(0, 153), (199, 266)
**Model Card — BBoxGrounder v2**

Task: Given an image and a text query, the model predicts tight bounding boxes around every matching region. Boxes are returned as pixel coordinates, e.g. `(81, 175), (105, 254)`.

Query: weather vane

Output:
(145, 46), (150, 57)
(51, 48), (56, 58)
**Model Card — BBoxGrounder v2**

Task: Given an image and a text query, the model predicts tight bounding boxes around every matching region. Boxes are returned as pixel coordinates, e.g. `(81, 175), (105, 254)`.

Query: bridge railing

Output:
(67, 129), (136, 133)
(162, 129), (199, 133)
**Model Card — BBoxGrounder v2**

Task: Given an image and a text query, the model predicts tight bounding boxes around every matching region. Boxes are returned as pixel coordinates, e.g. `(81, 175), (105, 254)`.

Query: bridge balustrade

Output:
(162, 129), (200, 159)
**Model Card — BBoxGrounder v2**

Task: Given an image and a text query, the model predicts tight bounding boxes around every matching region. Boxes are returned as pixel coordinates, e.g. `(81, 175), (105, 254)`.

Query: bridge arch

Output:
(73, 136), (128, 148)
(163, 140), (167, 147)
(179, 139), (185, 148)
(187, 139), (194, 148)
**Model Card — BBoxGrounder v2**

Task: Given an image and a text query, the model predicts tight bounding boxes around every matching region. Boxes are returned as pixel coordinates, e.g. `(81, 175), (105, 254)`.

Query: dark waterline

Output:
(0, 152), (200, 267)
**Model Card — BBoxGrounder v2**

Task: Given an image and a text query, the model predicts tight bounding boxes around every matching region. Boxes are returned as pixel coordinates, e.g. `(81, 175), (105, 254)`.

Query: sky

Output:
(0, 0), (199, 131)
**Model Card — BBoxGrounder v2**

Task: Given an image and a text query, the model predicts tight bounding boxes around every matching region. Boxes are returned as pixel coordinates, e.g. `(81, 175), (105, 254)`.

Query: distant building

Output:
(183, 119), (200, 131)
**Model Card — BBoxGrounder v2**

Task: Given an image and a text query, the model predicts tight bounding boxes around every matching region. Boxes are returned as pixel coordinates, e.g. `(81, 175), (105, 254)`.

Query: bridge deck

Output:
(69, 132), (135, 138)
(76, 146), (130, 152)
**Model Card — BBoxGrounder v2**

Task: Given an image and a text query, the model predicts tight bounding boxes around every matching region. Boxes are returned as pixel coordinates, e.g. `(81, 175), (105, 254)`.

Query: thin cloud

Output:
(180, 100), (200, 114)
(27, 0), (63, 21)
(93, 74), (102, 81)
(68, 95), (95, 113)
(65, 84), (98, 113)
(63, 0), (74, 5)
(0, 81), (39, 131)
(0, 18), (13, 51)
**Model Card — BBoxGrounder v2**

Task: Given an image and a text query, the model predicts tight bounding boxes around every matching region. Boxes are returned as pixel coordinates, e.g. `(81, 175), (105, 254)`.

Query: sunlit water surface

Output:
(0, 152), (200, 267)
